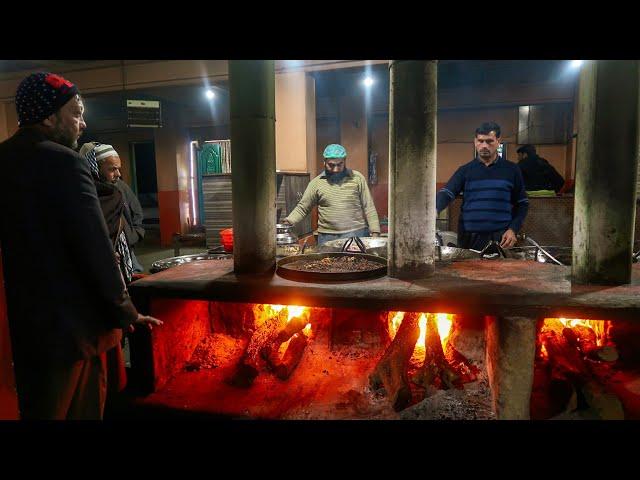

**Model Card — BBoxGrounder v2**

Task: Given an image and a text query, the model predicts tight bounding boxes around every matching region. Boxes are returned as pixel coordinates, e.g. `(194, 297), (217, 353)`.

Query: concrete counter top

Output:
(129, 259), (640, 320)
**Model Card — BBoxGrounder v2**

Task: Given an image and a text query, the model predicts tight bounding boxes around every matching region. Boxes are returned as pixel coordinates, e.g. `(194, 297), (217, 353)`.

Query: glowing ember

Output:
(303, 323), (312, 336)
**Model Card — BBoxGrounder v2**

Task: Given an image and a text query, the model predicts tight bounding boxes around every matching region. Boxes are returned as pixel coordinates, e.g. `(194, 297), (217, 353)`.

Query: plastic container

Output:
(220, 228), (234, 252)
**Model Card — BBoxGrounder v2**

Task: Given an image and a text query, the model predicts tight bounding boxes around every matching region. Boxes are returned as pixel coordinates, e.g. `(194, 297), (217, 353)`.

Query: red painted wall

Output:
(0, 250), (19, 419)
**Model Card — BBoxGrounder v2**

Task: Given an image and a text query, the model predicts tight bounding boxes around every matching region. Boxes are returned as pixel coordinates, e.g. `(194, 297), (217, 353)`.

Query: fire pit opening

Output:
(130, 298), (640, 420)
(531, 317), (640, 420)
(134, 300), (502, 419)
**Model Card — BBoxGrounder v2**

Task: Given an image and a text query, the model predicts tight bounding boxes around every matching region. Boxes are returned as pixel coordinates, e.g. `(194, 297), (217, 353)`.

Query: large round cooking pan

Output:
(276, 252), (387, 282)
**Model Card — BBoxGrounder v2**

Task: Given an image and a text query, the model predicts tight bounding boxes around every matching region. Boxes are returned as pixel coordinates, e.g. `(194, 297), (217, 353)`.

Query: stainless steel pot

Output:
(276, 223), (298, 245)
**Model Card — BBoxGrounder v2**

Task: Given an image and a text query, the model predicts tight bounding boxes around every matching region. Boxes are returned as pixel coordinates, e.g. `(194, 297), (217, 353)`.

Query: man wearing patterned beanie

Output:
(0, 72), (161, 419)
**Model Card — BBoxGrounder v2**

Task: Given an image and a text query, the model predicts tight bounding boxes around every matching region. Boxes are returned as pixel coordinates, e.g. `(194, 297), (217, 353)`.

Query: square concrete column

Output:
(572, 60), (640, 284)
(229, 60), (277, 275)
(275, 71), (316, 173)
(388, 60), (438, 279)
(485, 315), (537, 420)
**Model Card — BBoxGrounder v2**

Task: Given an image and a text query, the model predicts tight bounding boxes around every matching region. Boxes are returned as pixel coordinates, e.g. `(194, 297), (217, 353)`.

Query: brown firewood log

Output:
(541, 329), (589, 380)
(369, 311), (420, 411)
(275, 333), (308, 380)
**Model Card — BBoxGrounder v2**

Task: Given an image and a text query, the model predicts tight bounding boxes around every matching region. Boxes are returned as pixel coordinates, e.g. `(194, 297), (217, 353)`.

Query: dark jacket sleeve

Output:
(118, 180), (145, 246)
(56, 151), (138, 329)
(541, 158), (565, 193)
(509, 165), (530, 233)
(437, 165), (466, 214)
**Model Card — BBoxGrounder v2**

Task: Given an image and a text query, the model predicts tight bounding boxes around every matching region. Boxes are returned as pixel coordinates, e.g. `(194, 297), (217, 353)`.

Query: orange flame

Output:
(540, 343), (549, 359)
(266, 304), (309, 323)
(388, 311), (454, 351)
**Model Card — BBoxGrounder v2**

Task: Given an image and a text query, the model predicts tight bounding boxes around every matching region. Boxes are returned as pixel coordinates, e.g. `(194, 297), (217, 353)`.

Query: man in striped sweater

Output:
(284, 144), (380, 245)
(436, 122), (529, 251)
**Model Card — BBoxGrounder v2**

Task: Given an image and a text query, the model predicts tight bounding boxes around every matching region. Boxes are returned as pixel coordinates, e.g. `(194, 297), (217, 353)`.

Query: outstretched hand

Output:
(128, 314), (163, 333)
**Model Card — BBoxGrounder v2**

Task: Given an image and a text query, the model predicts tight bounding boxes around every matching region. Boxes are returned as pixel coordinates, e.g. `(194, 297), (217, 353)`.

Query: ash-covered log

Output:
(227, 308), (288, 388)
(275, 333), (308, 380)
(370, 311), (420, 411)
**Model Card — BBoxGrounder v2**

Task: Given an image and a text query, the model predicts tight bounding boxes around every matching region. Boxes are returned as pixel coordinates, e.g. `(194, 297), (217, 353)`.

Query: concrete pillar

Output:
(485, 315), (537, 420)
(275, 71), (316, 173)
(154, 102), (191, 246)
(339, 94), (368, 176)
(0, 103), (9, 142)
(229, 60), (276, 275)
(572, 60), (640, 284)
(0, 102), (19, 143)
(388, 60), (437, 279)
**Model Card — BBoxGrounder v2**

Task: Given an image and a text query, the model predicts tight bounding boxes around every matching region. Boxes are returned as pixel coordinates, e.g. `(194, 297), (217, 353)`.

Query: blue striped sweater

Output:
(437, 156), (529, 233)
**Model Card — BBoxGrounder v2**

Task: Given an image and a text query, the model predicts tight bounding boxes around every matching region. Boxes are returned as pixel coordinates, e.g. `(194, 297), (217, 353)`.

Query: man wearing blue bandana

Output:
(283, 144), (380, 245)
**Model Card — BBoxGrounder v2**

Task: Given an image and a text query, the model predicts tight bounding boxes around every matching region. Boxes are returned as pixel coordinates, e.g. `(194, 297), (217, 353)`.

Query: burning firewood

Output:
(536, 319), (625, 419)
(540, 328), (589, 379)
(414, 315), (460, 391)
(274, 333), (308, 380)
(262, 314), (309, 367)
(562, 325), (597, 355)
(369, 311), (420, 412)
(227, 308), (288, 388)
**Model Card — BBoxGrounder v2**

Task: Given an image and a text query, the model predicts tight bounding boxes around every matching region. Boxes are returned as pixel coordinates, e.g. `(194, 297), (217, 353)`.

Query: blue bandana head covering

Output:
(323, 144), (347, 159)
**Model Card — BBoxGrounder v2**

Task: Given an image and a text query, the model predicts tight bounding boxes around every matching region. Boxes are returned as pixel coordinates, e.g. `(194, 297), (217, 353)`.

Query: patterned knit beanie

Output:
(15, 72), (79, 127)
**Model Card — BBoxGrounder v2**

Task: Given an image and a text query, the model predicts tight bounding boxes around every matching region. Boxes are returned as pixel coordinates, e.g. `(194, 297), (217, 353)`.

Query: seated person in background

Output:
(516, 144), (565, 193)
(283, 143), (380, 245)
